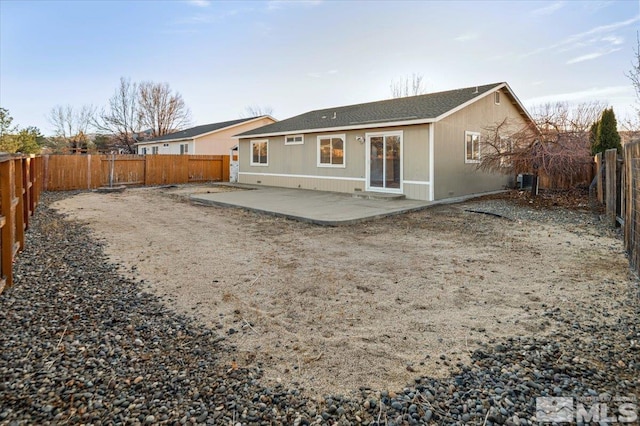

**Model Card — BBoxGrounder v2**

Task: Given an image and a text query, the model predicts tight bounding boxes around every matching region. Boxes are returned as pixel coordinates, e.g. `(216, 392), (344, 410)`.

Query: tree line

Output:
(48, 78), (192, 154)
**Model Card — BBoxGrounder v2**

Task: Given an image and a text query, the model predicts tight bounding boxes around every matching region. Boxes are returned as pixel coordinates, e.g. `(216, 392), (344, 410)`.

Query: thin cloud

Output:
(520, 15), (639, 58)
(307, 69), (338, 78)
(566, 47), (621, 64)
(454, 33), (479, 42)
(267, 0), (322, 11)
(525, 86), (631, 105)
(532, 1), (564, 16)
(186, 0), (211, 7)
(175, 9), (242, 25)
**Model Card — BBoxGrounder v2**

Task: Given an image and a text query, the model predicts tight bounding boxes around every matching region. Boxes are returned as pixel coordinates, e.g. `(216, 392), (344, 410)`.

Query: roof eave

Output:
(137, 115), (278, 145)
(235, 117), (437, 139)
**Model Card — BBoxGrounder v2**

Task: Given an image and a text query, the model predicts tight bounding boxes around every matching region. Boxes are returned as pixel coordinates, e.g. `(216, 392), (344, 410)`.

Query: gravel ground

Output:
(1, 190), (639, 425)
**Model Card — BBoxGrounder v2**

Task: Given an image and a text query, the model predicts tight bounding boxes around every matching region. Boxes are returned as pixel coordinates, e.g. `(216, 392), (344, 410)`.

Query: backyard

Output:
(2, 184), (638, 424)
(50, 185), (633, 396)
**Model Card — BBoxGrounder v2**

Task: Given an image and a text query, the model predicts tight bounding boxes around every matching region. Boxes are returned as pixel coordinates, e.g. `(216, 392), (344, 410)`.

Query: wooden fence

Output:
(44, 154), (230, 191)
(538, 162), (595, 190)
(0, 155), (43, 293)
(597, 143), (640, 277)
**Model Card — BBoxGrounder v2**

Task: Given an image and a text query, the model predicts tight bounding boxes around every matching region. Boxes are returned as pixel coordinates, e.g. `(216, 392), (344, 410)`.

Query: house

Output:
(235, 82), (535, 201)
(135, 116), (276, 155)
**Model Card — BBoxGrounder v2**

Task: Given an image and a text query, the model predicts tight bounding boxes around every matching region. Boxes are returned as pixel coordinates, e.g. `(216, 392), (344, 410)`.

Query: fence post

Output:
(43, 154), (49, 191)
(595, 152), (603, 203)
(605, 149), (618, 227)
(222, 155), (230, 182)
(0, 159), (16, 289)
(14, 158), (25, 251)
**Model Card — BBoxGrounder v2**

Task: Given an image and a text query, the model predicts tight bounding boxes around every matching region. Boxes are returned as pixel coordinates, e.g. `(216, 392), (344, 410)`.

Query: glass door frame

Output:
(365, 130), (403, 194)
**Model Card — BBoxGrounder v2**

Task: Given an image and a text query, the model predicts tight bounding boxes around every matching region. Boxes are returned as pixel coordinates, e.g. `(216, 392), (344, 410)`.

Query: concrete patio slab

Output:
(190, 186), (432, 226)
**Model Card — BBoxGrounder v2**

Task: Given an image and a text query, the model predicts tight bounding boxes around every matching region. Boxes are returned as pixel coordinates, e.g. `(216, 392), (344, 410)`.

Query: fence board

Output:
(625, 142), (640, 276)
(187, 155), (224, 182)
(44, 154), (229, 190)
(100, 155), (145, 186)
(595, 152), (603, 203)
(0, 155), (42, 293)
(605, 149), (618, 227)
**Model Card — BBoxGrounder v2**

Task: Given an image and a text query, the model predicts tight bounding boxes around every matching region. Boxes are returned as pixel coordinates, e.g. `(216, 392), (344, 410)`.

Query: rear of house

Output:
(236, 83), (533, 201)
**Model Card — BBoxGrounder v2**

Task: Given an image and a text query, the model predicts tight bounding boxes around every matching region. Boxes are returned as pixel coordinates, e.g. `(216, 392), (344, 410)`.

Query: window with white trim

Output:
(465, 131), (481, 163)
(151, 146), (159, 154)
(494, 91), (501, 105)
(180, 143), (189, 154)
(140, 147), (147, 155)
(317, 134), (345, 167)
(285, 135), (304, 145)
(251, 140), (268, 165)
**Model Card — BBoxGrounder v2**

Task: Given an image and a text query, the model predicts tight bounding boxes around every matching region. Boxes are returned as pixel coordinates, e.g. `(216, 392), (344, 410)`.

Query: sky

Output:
(1, 0), (639, 135)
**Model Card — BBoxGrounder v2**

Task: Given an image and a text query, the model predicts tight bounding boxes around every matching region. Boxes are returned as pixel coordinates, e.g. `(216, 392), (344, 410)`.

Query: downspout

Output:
(429, 123), (435, 201)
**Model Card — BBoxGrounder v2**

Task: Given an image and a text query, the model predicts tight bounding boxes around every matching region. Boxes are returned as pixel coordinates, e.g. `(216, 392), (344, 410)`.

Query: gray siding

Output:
(433, 90), (524, 200)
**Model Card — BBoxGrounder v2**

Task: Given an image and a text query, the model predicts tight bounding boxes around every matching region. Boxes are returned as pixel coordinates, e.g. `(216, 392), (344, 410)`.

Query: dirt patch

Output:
(51, 185), (630, 397)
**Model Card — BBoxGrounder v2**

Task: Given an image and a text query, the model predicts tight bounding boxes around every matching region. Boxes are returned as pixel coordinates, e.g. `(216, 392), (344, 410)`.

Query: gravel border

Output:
(1, 191), (638, 425)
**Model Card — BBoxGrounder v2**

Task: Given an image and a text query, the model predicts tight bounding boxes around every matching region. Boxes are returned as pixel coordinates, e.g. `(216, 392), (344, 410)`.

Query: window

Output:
(180, 143), (189, 155)
(317, 134), (345, 167)
(465, 131), (481, 163)
(494, 91), (501, 105)
(140, 147), (147, 155)
(251, 140), (268, 165)
(285, 135), (304, 145)
(151, 146), (159, 154)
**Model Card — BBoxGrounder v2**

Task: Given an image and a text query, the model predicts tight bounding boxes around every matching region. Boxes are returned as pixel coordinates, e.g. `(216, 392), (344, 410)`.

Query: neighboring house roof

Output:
(136, 116), (275, 145)
(238, 82), (533, 137)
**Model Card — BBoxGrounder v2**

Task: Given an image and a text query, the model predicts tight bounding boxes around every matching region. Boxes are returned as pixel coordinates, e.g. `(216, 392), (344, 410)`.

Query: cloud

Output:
(307, 69), (338, 78)
(525, 86), (631, 105)
(267, 0), (322, 10)
(566, 48), (622, 64)
(601, 35), (624, 45)
(186, 0), (211, 7)
(520, 15), (639, 58)
(532, 1), (564, 16)
(175, 8), (242, 25)
(454, 33), (479, 42)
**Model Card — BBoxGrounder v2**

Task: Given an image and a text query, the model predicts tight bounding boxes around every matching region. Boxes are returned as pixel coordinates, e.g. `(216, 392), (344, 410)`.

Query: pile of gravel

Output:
(1, 192), (638, 425)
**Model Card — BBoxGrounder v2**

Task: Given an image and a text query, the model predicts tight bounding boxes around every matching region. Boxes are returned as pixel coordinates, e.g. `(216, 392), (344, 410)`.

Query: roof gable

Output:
(237, 83), (525, 137)
(139, 116), (274, 144)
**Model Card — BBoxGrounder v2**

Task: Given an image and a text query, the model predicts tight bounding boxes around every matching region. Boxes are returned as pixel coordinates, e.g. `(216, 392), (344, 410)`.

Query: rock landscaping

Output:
(1, 190), (638, 425)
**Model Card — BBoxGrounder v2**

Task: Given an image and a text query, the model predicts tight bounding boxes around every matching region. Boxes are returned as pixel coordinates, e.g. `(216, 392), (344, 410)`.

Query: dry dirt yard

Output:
(51, 184), (630, 398)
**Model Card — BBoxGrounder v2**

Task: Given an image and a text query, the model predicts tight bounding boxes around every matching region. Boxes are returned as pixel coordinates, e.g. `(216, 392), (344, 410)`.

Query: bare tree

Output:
(240, 105), (274, 118)
(48, 104), (96, 153)
(390, 73), (429, 98)
(95, 77), (140, 153)
(477, 101), (605, 193)
(137, 81), (191, 137)
(622, 31), (640, 138)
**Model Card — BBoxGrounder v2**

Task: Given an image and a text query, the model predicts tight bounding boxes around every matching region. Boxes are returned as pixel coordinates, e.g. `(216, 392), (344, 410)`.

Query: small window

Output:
(465, 131), (481, 163)
(151, 146), (159, 154)
(317, 134), (345, 167)
(285, 134), (304, 145)
(140, 147), (147, 155)
(251, 140), (268, 166)
(180, 143), (189, 155)
(494, 91), (501, 105)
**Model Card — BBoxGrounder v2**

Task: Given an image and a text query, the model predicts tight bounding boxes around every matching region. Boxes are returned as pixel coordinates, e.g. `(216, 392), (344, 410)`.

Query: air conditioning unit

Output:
(517, 174), (533, 189)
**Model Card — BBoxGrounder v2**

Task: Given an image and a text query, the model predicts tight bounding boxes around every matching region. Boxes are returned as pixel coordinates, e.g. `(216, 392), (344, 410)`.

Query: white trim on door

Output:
(365, 130), (403, 194)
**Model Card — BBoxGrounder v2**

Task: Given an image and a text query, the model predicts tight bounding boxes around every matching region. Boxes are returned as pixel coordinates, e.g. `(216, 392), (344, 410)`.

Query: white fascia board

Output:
(236, 117), (437, 139)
